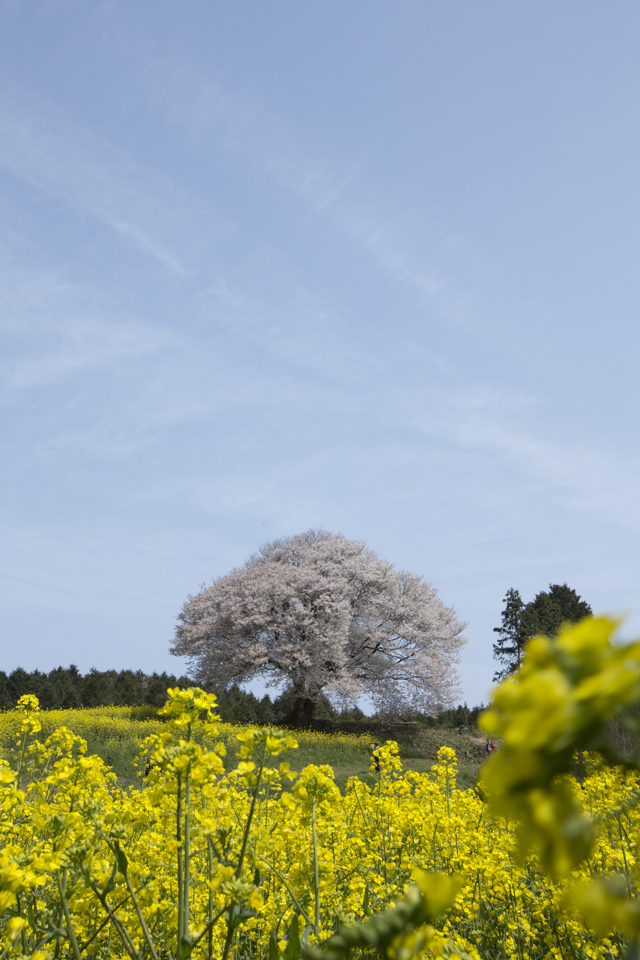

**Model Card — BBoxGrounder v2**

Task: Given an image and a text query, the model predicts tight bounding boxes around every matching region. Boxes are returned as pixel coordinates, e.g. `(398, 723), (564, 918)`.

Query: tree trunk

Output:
(285, 696), (316, 728)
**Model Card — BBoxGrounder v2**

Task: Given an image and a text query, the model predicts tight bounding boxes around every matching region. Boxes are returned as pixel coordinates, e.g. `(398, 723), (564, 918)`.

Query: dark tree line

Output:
(419, 702), (484, 729)
(0, 666), (359, 721)
(213, 686), (350, 725)
(0, 666), (192, 711)
(0, 666), (485, 728)
(493, 582), (592, 681)
(210, 689), (481, 727)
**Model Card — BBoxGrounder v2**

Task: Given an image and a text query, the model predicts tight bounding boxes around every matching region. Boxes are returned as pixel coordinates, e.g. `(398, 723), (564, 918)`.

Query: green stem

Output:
(220, 906), (236, 960)
(189, 906), (229, 953)
(89, 881), (139, 960)
(255, 855), (313, 928)
(184, 764), (192, 944)
(352, 781), (370, 828)
(176, 770), (184, 951)
(56, 870), (83, 960)
(54, 903), (63, 959)
(16, 893), (28, 955)
(208, 837), (214, 960)
(236, 754), (266, 879)
(221, 745), (267, 960)
(123, 872), (160, 960)
(312, 799), (320, 939)
(15, 727), (30, 786)
(78, 894), (132, 953)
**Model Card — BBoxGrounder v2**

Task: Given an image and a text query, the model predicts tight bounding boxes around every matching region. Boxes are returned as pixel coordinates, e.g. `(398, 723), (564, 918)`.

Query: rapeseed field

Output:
(1, 617), (640, 959)
(0, 708), (374, 784)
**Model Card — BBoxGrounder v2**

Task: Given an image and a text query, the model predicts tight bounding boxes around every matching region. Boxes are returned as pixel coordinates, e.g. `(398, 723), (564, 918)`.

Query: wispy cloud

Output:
(0, 236), (172, 395)
(0, 83), (210, 275)
(204, 250), (383, 383)
(137, 59), (468, 316)
(414, 385), (640, 535)
(3, 315), (165, 392)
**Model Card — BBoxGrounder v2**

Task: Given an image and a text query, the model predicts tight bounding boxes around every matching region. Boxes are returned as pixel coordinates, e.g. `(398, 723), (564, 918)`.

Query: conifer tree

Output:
(493, 583), (592, 681)
(524, 583), (592, 639)
(492, 588), (527, 681)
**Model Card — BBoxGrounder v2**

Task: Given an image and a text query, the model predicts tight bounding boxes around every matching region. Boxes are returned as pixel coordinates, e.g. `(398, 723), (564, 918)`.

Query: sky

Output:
(1, 2), (639, 709)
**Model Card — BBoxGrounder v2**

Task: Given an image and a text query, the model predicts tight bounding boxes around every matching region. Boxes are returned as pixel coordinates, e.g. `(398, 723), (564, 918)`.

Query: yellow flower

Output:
(6, 915), (27, 941)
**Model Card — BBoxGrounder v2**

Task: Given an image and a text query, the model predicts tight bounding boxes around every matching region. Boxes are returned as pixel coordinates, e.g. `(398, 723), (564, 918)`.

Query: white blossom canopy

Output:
(171, 530), (467, 715)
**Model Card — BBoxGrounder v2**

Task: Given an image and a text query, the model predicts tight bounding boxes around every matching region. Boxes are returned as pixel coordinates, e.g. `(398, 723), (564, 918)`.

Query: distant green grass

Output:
(1, 704), (488, 791)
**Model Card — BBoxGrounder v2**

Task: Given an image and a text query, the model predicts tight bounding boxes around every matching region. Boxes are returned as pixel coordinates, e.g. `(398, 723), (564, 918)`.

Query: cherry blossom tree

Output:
(171, 530), (467, 725)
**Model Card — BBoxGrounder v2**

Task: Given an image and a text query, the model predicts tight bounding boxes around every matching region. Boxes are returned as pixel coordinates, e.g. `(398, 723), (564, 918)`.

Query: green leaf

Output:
(103, 862), (117, 894)
(114, 842), (128, 876)
(228, 906), (257, 932)
(178, 935), (193, 960)
(283, 914), (300, 960)
(303, 878), (458, 960)
(361, 883), (370, 917)
(269, 931), (279, 960)
(300, 923), (313, 950)
(254, 866), (261, 888)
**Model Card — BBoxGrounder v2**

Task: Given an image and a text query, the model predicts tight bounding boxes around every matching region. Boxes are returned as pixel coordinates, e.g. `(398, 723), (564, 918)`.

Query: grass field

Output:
(0, 703), (489, 791)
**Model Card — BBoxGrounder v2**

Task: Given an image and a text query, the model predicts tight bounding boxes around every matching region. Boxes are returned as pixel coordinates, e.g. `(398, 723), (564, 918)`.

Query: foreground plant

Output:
(481, 616), (640, 945)
(4, 616), (640, 960)
(0, 691), (465, 960)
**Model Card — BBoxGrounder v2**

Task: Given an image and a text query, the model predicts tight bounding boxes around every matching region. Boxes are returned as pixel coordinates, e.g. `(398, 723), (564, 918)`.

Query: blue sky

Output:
(1, 2), (639, 708)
